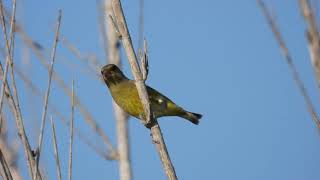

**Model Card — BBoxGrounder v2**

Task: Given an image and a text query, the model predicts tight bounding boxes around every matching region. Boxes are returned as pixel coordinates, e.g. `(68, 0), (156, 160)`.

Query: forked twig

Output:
(257, 0), (320, 131)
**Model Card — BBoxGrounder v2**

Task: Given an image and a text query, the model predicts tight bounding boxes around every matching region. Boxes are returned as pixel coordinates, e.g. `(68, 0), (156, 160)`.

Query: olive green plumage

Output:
(101, 64), (202, 125)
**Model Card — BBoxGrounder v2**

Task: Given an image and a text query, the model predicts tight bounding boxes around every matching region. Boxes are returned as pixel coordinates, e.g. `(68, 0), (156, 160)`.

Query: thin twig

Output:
(105, 1), (132, 180)
(68, 80), (75, 180)
(0, 1), (38, 179)
(111, 0), (177, 179)
(50, 117), (62, 180)
(0, 147), (13, 180)
(257, 0), (320, 131)
(0, 1), (13, 114)
(33, 10), (62, 180)
(299, 0), (320, 89)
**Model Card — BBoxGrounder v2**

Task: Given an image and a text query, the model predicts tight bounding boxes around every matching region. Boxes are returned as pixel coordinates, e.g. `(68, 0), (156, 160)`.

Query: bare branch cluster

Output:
(0, 1), (38, 178)
(0, 3), (116, 179)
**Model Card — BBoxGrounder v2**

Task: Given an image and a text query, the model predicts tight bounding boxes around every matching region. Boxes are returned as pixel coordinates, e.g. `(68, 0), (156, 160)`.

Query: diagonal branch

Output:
(0, 1), (13, 114)
(33, 10), (62, 180)
(299, 0), (320, 89)
(111, 0), (151, 126)
(50, 117), (62, 180)
(110, 0), (178, 179)
(257, 0), (320, 132)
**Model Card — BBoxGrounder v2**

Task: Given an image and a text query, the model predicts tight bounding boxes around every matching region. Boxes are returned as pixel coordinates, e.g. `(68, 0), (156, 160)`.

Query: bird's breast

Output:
(110, 82), (144, 118)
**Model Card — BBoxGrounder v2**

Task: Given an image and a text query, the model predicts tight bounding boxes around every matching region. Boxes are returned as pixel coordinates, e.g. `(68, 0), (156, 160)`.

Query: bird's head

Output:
(101, 64), (128, 87)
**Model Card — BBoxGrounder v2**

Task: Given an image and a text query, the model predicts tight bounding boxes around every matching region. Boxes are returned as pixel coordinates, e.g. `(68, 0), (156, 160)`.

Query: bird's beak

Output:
(101, 65), (108, 75)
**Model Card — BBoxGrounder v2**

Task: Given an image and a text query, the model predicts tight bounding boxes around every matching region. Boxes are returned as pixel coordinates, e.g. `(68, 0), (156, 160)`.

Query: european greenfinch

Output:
(101, 64), (202, 125)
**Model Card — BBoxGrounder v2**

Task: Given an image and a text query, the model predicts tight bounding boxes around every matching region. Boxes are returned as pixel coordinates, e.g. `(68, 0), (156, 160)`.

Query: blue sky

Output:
(1, 0), (320, 179)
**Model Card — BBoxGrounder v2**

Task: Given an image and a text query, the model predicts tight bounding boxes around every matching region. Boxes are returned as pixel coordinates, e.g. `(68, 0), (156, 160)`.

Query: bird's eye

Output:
(157, 98), (164, 104)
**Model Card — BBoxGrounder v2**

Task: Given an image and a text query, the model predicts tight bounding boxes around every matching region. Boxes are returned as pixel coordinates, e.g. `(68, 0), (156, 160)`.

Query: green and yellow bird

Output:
(101, 64), (202, 125)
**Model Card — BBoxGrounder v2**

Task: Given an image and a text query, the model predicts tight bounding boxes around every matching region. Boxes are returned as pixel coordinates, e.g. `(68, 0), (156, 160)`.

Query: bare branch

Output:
(299, 0), (320, 89)
(111, 0), (177, 179)
(0, 0), (14, 115)
(108, 15), (122, 39)
(68, 80), (75, 180)
(50, 117), (62, 180)
(111, 0), (151, 125)
(33, 10), (62, 180)
(257, 0), (320, 131)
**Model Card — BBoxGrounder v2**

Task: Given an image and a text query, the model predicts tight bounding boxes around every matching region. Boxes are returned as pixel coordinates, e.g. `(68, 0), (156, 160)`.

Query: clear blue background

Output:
(1, 0), (320, 180)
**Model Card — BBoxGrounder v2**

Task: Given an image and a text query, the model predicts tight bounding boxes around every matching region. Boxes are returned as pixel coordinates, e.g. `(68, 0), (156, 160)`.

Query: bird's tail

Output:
(180, 111), (202, 125)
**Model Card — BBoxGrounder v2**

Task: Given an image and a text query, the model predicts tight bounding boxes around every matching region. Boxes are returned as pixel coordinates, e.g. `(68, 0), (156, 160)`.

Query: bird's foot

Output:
(139, 115), (155, 129)
(144, 120), (155, 129)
